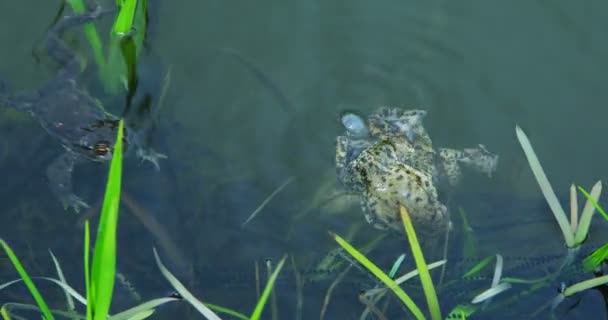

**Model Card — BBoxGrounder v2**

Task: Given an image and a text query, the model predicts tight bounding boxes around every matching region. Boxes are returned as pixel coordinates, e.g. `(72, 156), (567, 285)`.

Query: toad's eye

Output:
(93, 140), (111, 156)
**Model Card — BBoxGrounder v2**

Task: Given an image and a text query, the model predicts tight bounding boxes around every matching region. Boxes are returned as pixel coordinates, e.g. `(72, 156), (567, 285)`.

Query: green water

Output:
(1, 0), (608, 319)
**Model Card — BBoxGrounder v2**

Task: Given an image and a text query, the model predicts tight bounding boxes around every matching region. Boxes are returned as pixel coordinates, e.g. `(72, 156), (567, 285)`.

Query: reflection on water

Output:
(1, 0), (608, 318)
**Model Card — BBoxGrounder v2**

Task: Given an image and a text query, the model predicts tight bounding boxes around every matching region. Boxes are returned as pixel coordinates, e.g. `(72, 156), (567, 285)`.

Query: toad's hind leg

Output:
(46, 7), (114, 77)
(437, 148), (463, 186)
(47, 152), (90, 213)
(438, 144), (499, 186)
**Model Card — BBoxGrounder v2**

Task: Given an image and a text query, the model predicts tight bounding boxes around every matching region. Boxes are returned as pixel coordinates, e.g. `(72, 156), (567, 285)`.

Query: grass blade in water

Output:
(49, 250), (75, 311)
(0, 239), (54, 320)
(152, 248), (222, 320)
(515, 125), (573, 247)
(574, 181), (602, 244)
(250, 255), (287, 320)
(400, 206), (442, 320)
(113, 0), (138, 35)
(330, 231), (425, 320)
(90, 120), (124, 320)
(109, 297), (180, 320)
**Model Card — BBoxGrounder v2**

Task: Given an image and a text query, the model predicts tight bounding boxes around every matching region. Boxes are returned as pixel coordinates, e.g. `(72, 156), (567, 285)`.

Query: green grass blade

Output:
(564, 274), (608, 296)
(400, 206), (442, 320)
(330, 232), (425, 320)
(579, 186), (608, 223)
(90, 120), (125, 320)
(583, 243), (608, 272)
(250, 255), (287, 320)
(580, 184), (608, 223)
(152, 248), (222, 320)
(574, 181), (602, 244)
(113, 0), (138, 35)
(462, 256), (494, 278)
(0, 305), (10, 320)
(0, 239), (54, 320)
(205, 303), (249, 320)
(515, 125), (574, 247)
(84, 221), (92, 320)
(65, 0), (106, 70)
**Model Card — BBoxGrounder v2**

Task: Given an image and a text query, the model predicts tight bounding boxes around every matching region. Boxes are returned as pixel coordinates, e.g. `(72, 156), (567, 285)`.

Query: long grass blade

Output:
(91, 120), (124, 320)
(242, 177), (295, 227)
(0, 305), (10, 320)
(1, 277), (88, 306)
(570, 185), (578, 233)
(364, 260), (446, 298)
(113, 0), (138, 35)
(564, 274), (608, 296)
(515, 125), (574, 247)
(0, 239), (54, 320)
(205, 303), (249, 320)
(330, 232), (425, 320)
(84, 221), (92, 320)
(0, 279), (23, 291)
(1, 303), (85, 320)
(250, 255), (287, 320)
(574, 181), (602, 244)
(481, 254), (504, 309)
(152, 248), (222, 320)
(578, 184), (608, 223)
(471, 282), (512, 304)
(320, 265), (352, 320)
(400, 206), (442, 320)
(462, 256), (494, 278)
(49, 251), (75, 311)
(109, 297), (180, 320)
(65, 0), (106, 70)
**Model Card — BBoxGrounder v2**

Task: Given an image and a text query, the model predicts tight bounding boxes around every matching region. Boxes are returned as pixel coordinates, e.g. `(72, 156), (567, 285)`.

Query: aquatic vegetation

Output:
(331, 230), (426, 319)
(399, 206), (441, 320)
(0, 118), (288, 319)
(0, 239), (54, 320)
(66, 0), (144, 93)
(515, 125), (602, 250)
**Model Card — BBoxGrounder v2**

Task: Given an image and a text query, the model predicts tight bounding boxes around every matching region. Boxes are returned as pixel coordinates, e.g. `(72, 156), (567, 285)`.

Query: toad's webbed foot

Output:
(136, 147), (168, 171)
(47, 151), (89, 213)
(60, 193), (91, 213)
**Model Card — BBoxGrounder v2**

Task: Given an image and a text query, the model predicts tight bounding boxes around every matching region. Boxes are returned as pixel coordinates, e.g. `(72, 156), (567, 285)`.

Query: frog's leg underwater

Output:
(437, 144), (499, 186)
(45, 7), (115, 79)
(47, 151), (90, 212)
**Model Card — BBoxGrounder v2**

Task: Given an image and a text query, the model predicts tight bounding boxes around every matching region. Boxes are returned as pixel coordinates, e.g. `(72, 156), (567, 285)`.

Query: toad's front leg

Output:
(46, 151), (90, 213)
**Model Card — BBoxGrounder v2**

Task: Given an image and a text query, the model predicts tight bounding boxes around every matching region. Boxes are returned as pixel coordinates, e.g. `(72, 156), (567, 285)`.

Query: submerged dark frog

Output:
(0, 9), (165, 212)
(336, 107), (498, 236)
